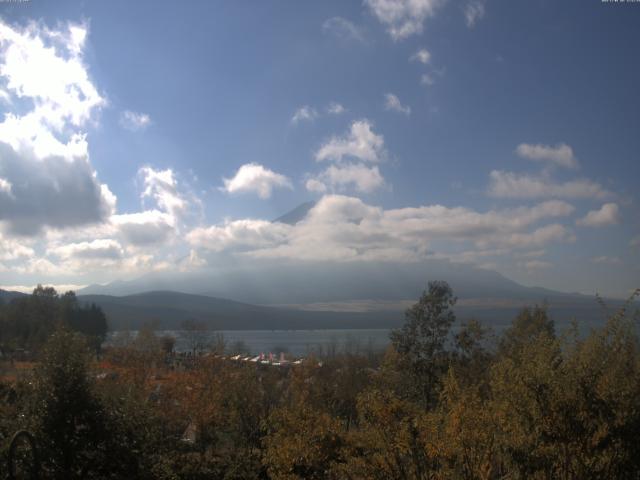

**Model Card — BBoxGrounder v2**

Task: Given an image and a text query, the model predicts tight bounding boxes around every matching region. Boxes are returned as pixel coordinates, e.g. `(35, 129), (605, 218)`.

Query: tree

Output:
(181, 318), (208, 355)
(29, 328), (111, 478)
(390, 280), (457, 408)
(498, 305), (554, 359)
(264, 403), (346, 480)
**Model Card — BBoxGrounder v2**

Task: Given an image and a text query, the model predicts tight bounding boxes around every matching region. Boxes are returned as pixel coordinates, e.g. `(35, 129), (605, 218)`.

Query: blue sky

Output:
(0, 0), (638, 297)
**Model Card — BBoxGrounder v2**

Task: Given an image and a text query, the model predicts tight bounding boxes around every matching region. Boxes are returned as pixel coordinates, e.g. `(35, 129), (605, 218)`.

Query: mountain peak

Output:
(273, 201), (316, 225)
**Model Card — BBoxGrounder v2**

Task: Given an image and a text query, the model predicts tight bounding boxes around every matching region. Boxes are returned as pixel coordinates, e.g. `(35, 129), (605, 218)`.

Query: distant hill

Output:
(0, 289), (27, 304)
(78, 291), (402, 331)
(74, 289), (622, 332)
(272, 201), (316, 225)
(0, 286), (624, 332)
(77, 259), (595, 306)
(73, 203), (633, 331)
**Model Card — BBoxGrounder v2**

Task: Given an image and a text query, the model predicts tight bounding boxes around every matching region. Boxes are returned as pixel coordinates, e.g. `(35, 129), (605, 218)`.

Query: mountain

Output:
(78, 291), (402, 331)
(75, 202), (625, 330)
(77, 260), (592, 306)
(272, 201), (316, 225)
(0, 289), (27, 304)
(0, 286), (620, 332)
(75, 289), (618, 332)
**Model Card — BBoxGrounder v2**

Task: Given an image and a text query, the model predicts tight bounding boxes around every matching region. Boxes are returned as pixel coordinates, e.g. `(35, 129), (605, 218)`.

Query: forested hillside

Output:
(1, 282), (639, 479)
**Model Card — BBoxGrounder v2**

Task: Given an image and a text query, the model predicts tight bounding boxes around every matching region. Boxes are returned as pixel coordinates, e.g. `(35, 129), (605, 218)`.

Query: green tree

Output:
(390, 280), (457, 408)
(29, 328), (110, 478)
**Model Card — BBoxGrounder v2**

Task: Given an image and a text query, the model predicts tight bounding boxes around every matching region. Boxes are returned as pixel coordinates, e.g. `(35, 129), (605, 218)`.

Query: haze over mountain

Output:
(1, 4), (638, 302)
(0, 282), (608, 332)
(79, 203), (591, 307)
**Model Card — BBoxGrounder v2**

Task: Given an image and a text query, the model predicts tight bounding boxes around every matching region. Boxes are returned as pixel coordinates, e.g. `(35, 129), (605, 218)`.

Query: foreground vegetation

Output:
(1, 282), (639, 479)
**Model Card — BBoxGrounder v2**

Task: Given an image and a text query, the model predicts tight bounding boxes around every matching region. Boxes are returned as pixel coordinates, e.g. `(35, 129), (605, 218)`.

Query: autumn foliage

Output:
(1, 282), (640, 479)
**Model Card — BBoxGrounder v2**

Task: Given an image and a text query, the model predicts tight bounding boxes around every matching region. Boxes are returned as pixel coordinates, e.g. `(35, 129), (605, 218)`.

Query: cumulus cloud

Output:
(516, 143), (578, 169)
(291, 105), (318, 124)
(222, 163), (292, 199)
(315, 120), (385, 163)
(576, 203), (620, 227)
(120, 110), (151, 131)
(188, 195), (576, 264)
(384, 93), (411, 115)
(365, 0), (443, 41)
(48, 239), (124, 261)
(0, 20), (103, 129)
(187, 219), (292, 253)
(410, 48), (431, 64)
(140, 167), (187, 219)
(488, 171), (611, 200)
(0, 234), (34, 261)
(503, 224), (575, 249)
(309, 121), (388, 194)
(313, 163), (386, 194)
(321, 17), (365, 43)
(464, 0), (486, 28)
(305, 178), (328, 193)
(0, 139), (116, 236)
(112, 210), (175, 246)
(0, 20), (115, 235)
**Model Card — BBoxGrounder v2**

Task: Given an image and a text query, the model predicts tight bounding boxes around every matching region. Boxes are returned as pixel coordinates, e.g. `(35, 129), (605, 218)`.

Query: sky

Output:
(0, 0), (638, 298)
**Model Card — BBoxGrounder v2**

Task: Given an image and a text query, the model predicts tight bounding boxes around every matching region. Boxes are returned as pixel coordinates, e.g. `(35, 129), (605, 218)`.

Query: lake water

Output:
(106, 317), (620, 357)
(108, 329), (393, 356)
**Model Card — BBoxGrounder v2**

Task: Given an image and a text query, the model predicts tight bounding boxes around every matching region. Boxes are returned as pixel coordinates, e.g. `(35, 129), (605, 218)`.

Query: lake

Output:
(108, 329), (393, 356)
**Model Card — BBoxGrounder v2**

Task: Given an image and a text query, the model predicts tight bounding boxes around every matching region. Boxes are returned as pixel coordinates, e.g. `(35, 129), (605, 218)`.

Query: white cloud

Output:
(488, 170), (611, 200)
(112, 210), (175, 246)
(188, 196), (576, 264)
(317, 163), (386, 193)
(222, 163), (293, 199)
(365, 0), (443, 41)
(291, 105), (318, 124)
(516, 143), (578, 169)
(49, 239), (123, 260)
(14, 257), (70, 276)
(120, 110), (151, 131)
(384, 93), (411, 115)
(591, 256), (621, 265)
(410, 48), (431, 64)
(140, 167), (187, 219)
(576, 203), (620, 227)
(0, 88), (11, 103)
(315, 120), (385, 163)
(187, 219), (292, 253)
(503, 224), (575, 249)
(305, 178), (327, 193)
(321, 17), (365, 43)
(0, 20), (115, 235)
(464, 1), (486, 28)
(0, 20), (104, 129)
(327, 102), (346, 115)
(0, 234), (34, 261)
(0, 177), (12, 196)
